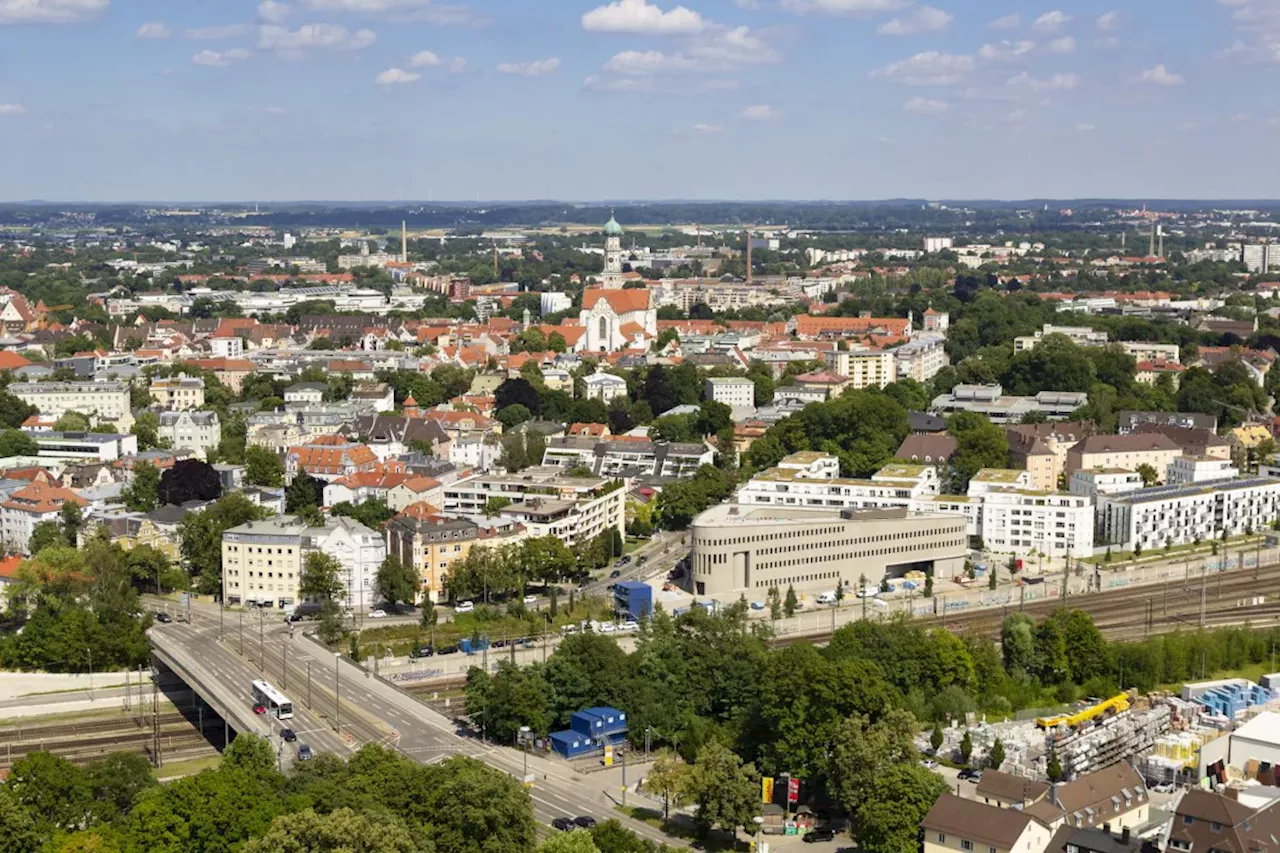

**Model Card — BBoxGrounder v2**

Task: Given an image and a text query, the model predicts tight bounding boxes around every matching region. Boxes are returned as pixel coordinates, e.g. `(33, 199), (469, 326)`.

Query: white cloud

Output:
(258, 1), (291, 23)
(135, 21), (169, 38)
(449, 56), (466, 73)
(987, 12), (1020, 29)
(192, 48), (251, 66)
(740, 103), (775, 119)
(581, 0), (705, 35)
(693, 122), (724, 133)
(584, 74), (736, 93)
(597, 24), (778, 78)
(376, 67), (420, 84)
(258, 23), (376, 54)
(1046, 35), (1075, 54)
(780, 0), (910, 16)
(1075, 122), (1094, 132)
(1231, 112), (1252, 122)
(1096, 11), (1119, 30)
(299, 0), (479, 24)
(604, 50), (698, 74)
(978, 39), (1035, 60)
(872, 51), (974, 85)
(410, 49), (440, 67)
(1007, 70), (1079, 90)
(1031, 10), (1071, 31)
(186, 24), (250, 39)
(1137, 64), (1183, 85)
(264, 105), (287, 115)
(497, 57), (560, 76)
(878, 5), (952, 36)
(0, 0), (107, 24)
(903, 97), (948, 114)
(0, 103), (26, 115)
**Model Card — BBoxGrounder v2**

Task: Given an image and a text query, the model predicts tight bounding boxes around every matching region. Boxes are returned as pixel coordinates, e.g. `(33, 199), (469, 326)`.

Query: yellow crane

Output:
(1036, 692), (1131, 730)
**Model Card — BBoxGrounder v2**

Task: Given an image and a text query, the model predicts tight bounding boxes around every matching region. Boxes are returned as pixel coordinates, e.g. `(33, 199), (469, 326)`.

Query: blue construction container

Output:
(613, 581), (652, 621)
(1196, 682), (1273, 718)
(570, 706), (628, 739)
(459, 637), (490, 655)
(549, 729), (599, 759)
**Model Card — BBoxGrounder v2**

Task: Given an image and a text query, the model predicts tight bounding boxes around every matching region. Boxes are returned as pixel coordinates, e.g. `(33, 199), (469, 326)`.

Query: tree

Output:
(0, 429), (37, 458)
(158, 459), (223, 505)
(948, 411), (1009, 492)
(416, 755), (537, 853)
(641, 752), (688, 821)
(59, 501), (83, 546)
(959, 730), (973, 763)
(376, 555), (418, 611)
(0, 788), (40, 853)
(767, 586), (782, 621)
(988, 738), (1006, 770)
(244, 446), (284, 488)
(1136, 463), (1160, 487)
(53, 411), (91, 433)
(784, 584), (797, 617)
(301, 552), (346, 604)
(496, 404), (533, 430)
(85, 752), (156, 822)
(28, 521), (64, 556)
(243, 808), (425, 853)
(131, 410), (166, 451)
(930, 725), (943, 752)
(180, 493), (271, 595)
(0, 388), (37, 430)
(123, 460), (161, 512)
(286, 473), (323, 515)
(683, 741), (759, 840)
(827, 710), (920, 825)
(484, 496), (512, 517)
(1046, 753), (1063, 781)
(5, 752), (93, 835)
(330, 500), (396, 530)
(854, 764), (948, 853)
(537, 830), (600, 853)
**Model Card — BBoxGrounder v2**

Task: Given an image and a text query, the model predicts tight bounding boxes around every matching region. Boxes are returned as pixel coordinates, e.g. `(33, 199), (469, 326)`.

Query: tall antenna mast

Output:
(745, 227), (753, 284)
(401, 220), (408, 263)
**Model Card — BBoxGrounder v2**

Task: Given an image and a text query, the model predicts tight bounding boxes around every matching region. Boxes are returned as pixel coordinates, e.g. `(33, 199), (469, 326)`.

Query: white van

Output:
(816, 591), (837, 605)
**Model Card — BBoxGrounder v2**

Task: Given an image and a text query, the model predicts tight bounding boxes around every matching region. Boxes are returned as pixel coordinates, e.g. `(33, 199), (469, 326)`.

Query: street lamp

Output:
(84, 647), (93, 698)
(753, 815), (764, 852)
(333, 652), (342, 734)
(518, 725), (531, 781)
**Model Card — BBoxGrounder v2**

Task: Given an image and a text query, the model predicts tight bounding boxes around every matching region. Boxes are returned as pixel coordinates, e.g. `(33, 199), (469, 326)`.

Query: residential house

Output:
(1065, 433), (1184, 479)
(384, 505), (479, 603)
(303, 517), (385, 613)
(1131, 423), (1230, 460)
(974, 770), (1050, 809)
(387, 476), (444, 512)
(1226, 423), (1274, 470)
(1047, 763), (1148, 831)
(285, 436), (379, 483)
(1167, 789), (1279, 853)
(158, 410), (221, 458)
(1007, 421), (1095, 491)
(921, 795), (1053, 853)
(583, 370), (628, 403)
(285, 382), (325, 405)
(149, 375), (205, 411)
(0, 474), (86, 554)
(340, 414), (450, 462)
(1119, 411), (1217, 434)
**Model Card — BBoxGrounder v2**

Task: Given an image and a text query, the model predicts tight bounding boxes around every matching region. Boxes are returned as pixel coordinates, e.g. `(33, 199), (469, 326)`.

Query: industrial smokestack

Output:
(401, 220), (408, 263)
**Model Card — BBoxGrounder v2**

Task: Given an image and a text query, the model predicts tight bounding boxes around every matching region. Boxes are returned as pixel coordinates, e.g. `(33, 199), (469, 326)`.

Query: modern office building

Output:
(704, 377), (756, 409)
(11, 380), (131, 426)
(930, 384), (1090, 424)
(442, 467), (625, 547)
(33, 431), (138, 462)
(687, 504), (967, 596)
(541, 435), (713, 478)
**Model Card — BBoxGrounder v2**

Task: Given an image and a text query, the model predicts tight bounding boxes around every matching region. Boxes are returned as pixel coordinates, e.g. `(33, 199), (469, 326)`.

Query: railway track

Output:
(0, 712), (188, 741)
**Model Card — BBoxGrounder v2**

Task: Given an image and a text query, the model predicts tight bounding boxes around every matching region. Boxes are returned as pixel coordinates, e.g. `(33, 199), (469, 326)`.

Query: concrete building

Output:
(542, 436), (713, 478)
(704, 377), (756, 409)
(1065, 433), (1184, 478)
(736, 453), (942, 513)
(303, 516), (385, 613)
(1014, 324), (1110, 352)
(443, 467), (625, 547)
(540, 292), (572, 316)
(0, 475), (86, 555)
(158, 410), (221, 458)
(823, 348), (897, 389)
(1098, 477), (1280, 551)
(1119, 411), (1217, 434)
(149, 375), (205, 411)
(978, 486), (1094, 559)
(10, 380), (131, 426)
(931, 384), (1090, 424)
(1007, 421), (1094, 492)
(687, 504), (967, 596)
(33, 431), (138, 462)
(1122, 340), (1182, 363)
(384, 505), (478, 603)
(1068, 469), (1143, 499)
(221, 515), (310, 609)
(583, 370), (628, 403)
(892, 336), (949, 383)
(209, 335), (244, 359)
(1166, 455), (1238, 485)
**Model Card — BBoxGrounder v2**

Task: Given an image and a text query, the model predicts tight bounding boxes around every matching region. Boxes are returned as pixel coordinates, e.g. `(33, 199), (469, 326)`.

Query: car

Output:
(573, 816), (597, 829)
(454, 601), (475, 613)
(609, 569), (621, 578)
(561, 625), (578, 635)
(750, 601), (765, 610)
(599, 623), (617, 634)
(1152, 783), (1175, 794)
(253, 703), (267, 715)
(410, 646), (434, 659)
(437, 645), (459, 655)
(297, 744), (313, 761)
(958, 768), (982, 782)
(803, 827), (835, 843)
(921, 759), (938, 769)
(551, 818), (575, 832)
(637, 556), (647, 564)
(491, 639), (507, 649)
(523, 594), (538, 605)
(280, 728), (297, 742)
(154, 611), (173, 623)
(619, 620), (639, 632)
(369, 609), (387, 619)
(606, 583), (617, 592)
(287, 612), (304, 622)
(620, 556), (631, 565)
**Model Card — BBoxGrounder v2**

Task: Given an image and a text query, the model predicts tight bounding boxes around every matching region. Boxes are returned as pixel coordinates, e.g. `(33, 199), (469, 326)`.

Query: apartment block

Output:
(704, 377), (756, 409)
(822, 348), (897, 389)
(384, 506), (477, 603)
(1098, 477), (1280, 551)
(542, 436), (713, 478)
(11, 381), (131, 426)
(892, 336), (949, 383)
(149, 375), (206, 411)
(442, 467), (625, 547)
(158, 410), (221, 458)
(1065, 433), (1183, 478)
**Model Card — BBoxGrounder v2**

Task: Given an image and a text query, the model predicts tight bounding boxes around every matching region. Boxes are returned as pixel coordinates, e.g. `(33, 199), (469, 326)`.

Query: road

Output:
(150, 602), (681, 847)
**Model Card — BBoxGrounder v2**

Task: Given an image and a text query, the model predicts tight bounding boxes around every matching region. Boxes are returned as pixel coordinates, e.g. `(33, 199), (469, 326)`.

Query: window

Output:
(961, 841), (973, 851)
(937, 834), (946, 844)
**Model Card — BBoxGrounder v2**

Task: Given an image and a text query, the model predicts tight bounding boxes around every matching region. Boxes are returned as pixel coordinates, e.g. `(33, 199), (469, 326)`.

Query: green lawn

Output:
(155, 754), (221, 780)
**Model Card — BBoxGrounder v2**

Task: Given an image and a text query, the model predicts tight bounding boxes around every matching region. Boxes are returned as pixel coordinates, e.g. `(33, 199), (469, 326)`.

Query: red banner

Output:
(787, 777), (799, 802)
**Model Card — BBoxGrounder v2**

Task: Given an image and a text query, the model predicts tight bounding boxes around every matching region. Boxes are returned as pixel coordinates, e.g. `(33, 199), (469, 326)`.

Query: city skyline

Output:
(0, 0), (1275, 201)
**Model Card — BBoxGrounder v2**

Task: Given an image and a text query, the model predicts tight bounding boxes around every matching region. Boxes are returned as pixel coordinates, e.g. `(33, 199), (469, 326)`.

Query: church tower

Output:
(601, 211), (624, 289)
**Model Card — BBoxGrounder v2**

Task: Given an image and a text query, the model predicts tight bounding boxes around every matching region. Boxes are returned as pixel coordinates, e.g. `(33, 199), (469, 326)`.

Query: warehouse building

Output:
(686, 504), (967, 596)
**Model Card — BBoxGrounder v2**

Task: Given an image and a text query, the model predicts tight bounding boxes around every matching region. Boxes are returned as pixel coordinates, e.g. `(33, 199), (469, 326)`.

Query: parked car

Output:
(455, 601), (475, 613)
(437, 645), (459, 655)
(599, 623), (617, 634)
(1152, 783), (1175, 794)
(561, 625), (578, 635)
(253, 703), (267, 715)
(609, 569), (621, 578)
(280, 728), (297, 742)
(491, 639), (507, 649)
(573, 816), (597, 829)
(369, 609), (387, 619)
(154, 611), (173, 623)
(551, 818), (575, 832)
(523, 594), (538, 605)
(410, 646), (434, 659)
(804, 827), (835, 843)
(297, 744), (313, 761)
(619, 620), (639, 632)
(750, 601), (765, 611)
(620, 556), (631, 565)
(958, 768), (982, 782)
(921, 759), (938, 769)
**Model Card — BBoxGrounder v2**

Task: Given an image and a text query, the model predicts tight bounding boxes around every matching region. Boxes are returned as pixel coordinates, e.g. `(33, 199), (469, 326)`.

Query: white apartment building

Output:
(1121, 341), (1181, 364)
(34, 431), (138, 462)
(210, 336), (244, 359)
(892, 336), (949, 383)
(823, 349), (897, 390)
(11, 381), (131, 426)
(542, 436), (713, 478)
(978, 488), (1094, 559)
(1166, 455), (1239, 485)
(442, 467), (625, 547)
(303, 517), (385, 613)
(583, 371), (628, 403)
(736, 453), (941, 513)
(1014, 325), (1110, 352)
(149, 375), (205, 411)
(705, 377), (756, 409)
(222, 516), (310, 609)
(540, 292), (572, 316)
(1098, 477), (1280, 551)
(1069, 469), (1144, 499)
(158, 410), (221, 458)
(922, 236), (954, 253)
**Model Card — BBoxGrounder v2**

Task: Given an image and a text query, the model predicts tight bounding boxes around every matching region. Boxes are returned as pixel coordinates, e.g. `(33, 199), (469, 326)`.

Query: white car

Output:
(369, 609), (387, 619)
(455, 601), (475, 613)
(599, 623), (617, 634)
(523, 594), (538, 605)
(922, 759), (938, 769)
(619, 620), (639, 632)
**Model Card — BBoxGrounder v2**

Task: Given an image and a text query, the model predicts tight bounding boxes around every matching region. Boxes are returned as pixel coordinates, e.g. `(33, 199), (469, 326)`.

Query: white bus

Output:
(251, 680), (294, 720)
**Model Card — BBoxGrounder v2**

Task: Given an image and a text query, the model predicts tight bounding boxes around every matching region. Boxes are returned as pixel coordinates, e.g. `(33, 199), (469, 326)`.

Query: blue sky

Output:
(0, 0), (1276, 202)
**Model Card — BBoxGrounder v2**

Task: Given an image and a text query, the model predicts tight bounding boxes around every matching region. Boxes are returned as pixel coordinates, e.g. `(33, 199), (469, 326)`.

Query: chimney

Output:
(1049, 784), (1060, 807)
(1121, 827), (1131, 845)
(1103, 824), (1111, 836)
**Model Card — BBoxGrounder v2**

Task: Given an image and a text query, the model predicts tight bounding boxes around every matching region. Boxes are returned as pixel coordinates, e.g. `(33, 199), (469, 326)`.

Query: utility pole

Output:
(1200, 564), (1208, 629)
(307, 661), (312, 710)
(282, 644), (288, 691)
(239, 610), (244, 655)
(259, 609), (265, 669)
(152, 660), (162, 768)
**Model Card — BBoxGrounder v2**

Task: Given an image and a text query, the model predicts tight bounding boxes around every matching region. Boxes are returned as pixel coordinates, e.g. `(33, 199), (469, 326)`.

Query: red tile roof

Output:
(582, 288), (652, 314)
